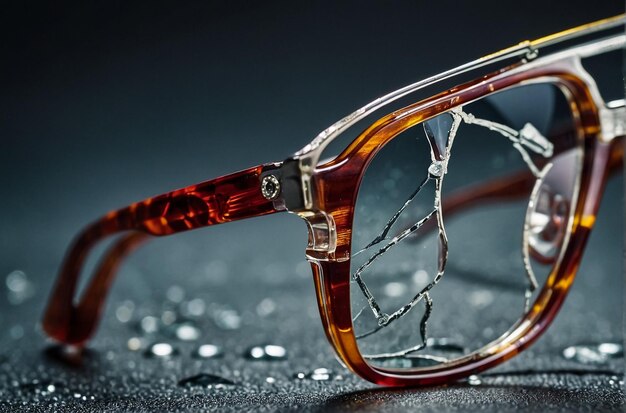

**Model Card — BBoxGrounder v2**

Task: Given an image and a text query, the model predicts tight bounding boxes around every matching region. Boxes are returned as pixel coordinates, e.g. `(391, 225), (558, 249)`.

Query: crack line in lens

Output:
(362, 293), (435, 359)
(352, 209), (437, 321)
(352, 110), (461, 357)
(353, 174), (432, 257)
(353, 107), (552, 364)
(457, 111), (553, 177)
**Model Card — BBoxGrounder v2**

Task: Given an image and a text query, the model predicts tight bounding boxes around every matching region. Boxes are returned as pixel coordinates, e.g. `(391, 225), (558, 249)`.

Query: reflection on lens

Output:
(350, 82), (582, 371)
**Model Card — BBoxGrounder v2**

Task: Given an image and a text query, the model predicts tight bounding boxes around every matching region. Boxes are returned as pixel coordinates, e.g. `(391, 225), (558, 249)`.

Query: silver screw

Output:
(261, 175), (281, 200)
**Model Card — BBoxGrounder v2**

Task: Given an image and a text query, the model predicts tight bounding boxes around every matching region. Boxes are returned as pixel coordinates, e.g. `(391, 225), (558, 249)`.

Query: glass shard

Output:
(351, 100), (559, 367)
(423, 113), (455, 162)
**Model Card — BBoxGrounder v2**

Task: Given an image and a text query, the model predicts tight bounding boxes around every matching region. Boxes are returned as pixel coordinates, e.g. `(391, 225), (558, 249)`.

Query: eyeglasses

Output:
(42, 15), (625, 386)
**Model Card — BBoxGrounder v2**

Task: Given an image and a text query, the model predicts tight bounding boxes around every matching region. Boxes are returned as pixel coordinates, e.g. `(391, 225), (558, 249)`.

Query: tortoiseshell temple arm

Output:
(42, 163), (282, 345)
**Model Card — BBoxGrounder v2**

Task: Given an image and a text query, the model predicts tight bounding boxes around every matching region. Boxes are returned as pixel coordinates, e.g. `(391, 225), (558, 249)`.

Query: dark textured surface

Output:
(1, 2), (624, 412)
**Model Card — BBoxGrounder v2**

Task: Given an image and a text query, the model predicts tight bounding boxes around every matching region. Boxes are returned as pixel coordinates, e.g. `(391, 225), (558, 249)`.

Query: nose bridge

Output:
(300, 210), (338, 259)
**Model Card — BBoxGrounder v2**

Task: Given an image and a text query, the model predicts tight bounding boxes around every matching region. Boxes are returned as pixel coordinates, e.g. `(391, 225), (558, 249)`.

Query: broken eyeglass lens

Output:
(350, 82), (582, 371)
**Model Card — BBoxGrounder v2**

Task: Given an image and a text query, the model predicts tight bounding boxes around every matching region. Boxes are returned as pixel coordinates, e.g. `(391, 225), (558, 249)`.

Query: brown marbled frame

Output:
(42, 164), (282, 344)
(308, 59), (623, 386)
(42, 27), (624, 386)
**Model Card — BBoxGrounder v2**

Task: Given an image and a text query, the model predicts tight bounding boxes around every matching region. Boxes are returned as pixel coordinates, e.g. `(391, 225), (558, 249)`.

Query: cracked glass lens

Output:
(350, 83), (582, 371)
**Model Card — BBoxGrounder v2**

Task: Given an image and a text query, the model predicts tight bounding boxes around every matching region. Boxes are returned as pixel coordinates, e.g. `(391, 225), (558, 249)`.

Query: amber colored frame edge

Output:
(309, 59), (621, 386)
(40, 49), (623, 388)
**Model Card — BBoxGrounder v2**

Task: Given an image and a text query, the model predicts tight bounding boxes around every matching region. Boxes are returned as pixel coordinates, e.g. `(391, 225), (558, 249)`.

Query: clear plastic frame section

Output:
(350, 82), (582, 371)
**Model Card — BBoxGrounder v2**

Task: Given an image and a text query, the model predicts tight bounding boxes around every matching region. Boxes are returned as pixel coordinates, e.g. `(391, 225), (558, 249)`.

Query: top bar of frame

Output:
(295, 14), (625, 163)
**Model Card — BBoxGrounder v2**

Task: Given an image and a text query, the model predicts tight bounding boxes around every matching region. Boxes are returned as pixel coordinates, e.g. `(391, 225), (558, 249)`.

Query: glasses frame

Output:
(42, 15), (625, 386)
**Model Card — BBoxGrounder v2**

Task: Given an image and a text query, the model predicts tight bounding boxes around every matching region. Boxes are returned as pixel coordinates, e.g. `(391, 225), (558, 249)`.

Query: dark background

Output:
(0, 1), (624, 412)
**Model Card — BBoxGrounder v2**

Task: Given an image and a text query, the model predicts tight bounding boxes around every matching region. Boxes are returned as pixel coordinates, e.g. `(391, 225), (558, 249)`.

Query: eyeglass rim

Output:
(308, 54), (618, 385)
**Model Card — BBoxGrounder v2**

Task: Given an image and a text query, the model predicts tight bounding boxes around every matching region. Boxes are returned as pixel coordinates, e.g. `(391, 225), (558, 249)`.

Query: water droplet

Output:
(18, 380), (59, 396)
(193, 344), (223, 359)
(171, 322), (201, 341)
(178, 373), (236, 389)
(5, 270), (34, 305)
(9, 325), (24, 340)
(204, 260), (229, 284)
(256, 298), (277, 317)
(127, 337), (144, 351)
(139, 316), (159, 334)
(468, 375), (482, 386)
(145, 343), (178, 358)
(412, 270), (429, 285)
(180, 298), (206, 318)
(295, 261), (310, 279)
(294, 368), (343, 381)
(562, 343), (624, 364)
(166, 285), (185, 303)
(265, 377), (276, 384)
(115, 300), (135, 323)
(308, 368), (332, 381)
(245, 344), (287, 361)
(383, 282), (407, 298)
(213, 308), (241, 330)
(6, 270), (27, 292)
(467, 290), (494, 308)
(597, 342), (623, 357)
(161, 310), (177, 326)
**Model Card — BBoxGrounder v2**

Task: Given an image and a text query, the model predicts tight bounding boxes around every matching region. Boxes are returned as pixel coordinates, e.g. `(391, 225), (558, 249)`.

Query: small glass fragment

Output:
(424, 113), (456, 161)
